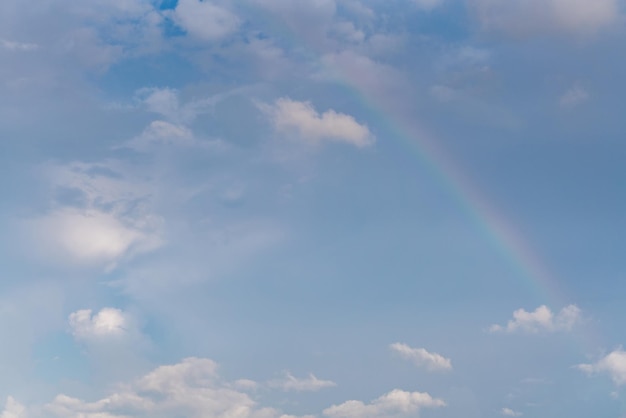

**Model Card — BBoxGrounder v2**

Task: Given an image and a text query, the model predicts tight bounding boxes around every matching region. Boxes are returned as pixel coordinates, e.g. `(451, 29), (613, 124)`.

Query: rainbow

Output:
(320, 57), (606, 351)
(246, 8), (604, 351)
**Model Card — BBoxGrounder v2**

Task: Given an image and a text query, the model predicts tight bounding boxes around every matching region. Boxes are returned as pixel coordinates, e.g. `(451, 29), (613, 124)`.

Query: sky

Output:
(0, 0), (625, 417)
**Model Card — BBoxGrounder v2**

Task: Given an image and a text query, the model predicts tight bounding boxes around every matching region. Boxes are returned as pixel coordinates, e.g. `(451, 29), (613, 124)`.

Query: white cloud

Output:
(559, 84), (589, 108)
(389, 343), (452, 372)
(0, 397), (25, 418)
(489, 305), (581, 333)
(269, 372), (337, 392)
(69, 308), (130, 340)
(323, 389), (445, 418)
(501, 407), (522, 416)
(125, 120), (197, 151)
(0, 39), (38, 51)
(578, 349), (626, 385)
(23, 161), (163, 269)
(470, 0), (619, 36)
(133, 86), (245, 124)
(27, 207), (160, 269)
(263, 98), (374, 148)
(173, 0), (240, 41)
(38, 357), (288, 418)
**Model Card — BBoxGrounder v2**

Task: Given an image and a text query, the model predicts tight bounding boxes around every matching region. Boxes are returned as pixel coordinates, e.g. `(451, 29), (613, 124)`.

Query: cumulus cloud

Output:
(69, 308), (130, 340)
(489, 305), (582, 333)
(323, 389), (445, 418)
(263, 98), (374, 147)
(389, 343), (452, 372)
(269, 372), (337, 392)
(470, 0), (619, 36)
(501, 407), (522, 416)
(0, 397), (25, 418)
(577, 349), (626, 385)
(559, 84), (589, 108)
(37, 357), (291, 418)
(173, 0), (240, 41)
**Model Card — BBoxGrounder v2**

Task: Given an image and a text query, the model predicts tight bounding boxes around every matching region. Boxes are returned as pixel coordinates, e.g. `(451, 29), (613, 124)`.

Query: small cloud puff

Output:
(489, 305), (581, 333)
(577, 349), (626, 386)
(262, 98), (375, 148)
(172, 0), (240, 41)
(69, 307), (129, 340)
(323, 389), (445, 418)
(501, 407), (522, 416)
(390, 343), (452, 372)
(269, 372), (337, 392)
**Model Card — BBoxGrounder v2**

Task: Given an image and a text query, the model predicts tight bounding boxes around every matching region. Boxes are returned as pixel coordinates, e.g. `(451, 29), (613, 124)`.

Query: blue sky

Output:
(1, 0), (625, 417)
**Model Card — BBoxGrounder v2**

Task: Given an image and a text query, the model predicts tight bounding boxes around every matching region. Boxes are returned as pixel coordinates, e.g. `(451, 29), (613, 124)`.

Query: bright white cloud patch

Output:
(269, 372), (337, 392)
(173, 0), (240, 40)
(24, 161), (163, 269)
(265, 98), (374, 147)
(501, 407), (522, 416)
(31, 208), (147, 266)
(489, 305), (581, 333)
(0, 397), (25, 418)
(389, 343), (452, 372)
(471, 0), (619, 36)
(578, 349), (626, 385)
(36, 357), (293, 418)
(323, 389), (445, 418)
(69, 308), (129, 340)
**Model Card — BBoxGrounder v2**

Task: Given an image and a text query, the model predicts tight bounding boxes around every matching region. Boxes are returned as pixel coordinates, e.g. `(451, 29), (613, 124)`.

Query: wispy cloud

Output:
(269, 371), (337, 392)
(577, 349), (626, 386)
(0, 39), (38, 51)
(390, 343), (452, 372)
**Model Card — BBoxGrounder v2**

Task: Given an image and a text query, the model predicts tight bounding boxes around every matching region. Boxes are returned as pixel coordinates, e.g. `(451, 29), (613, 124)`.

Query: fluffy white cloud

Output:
(30, 208), (154, 266)
(269, 372), (336, 392)
(489, 305), (581, 333)
(323, 389), (445, 418)
(501, 407), (522, 416)
(578, 349), (626, 385)
(389, 343), (452, 372)
(0, 397), (25, 418)
(69, 308), (130, 340)
(37, 357), (289, 418)
(173, 0), (240, 41)
(470, 0), (619, 36)
(264, 98), (374, 147)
